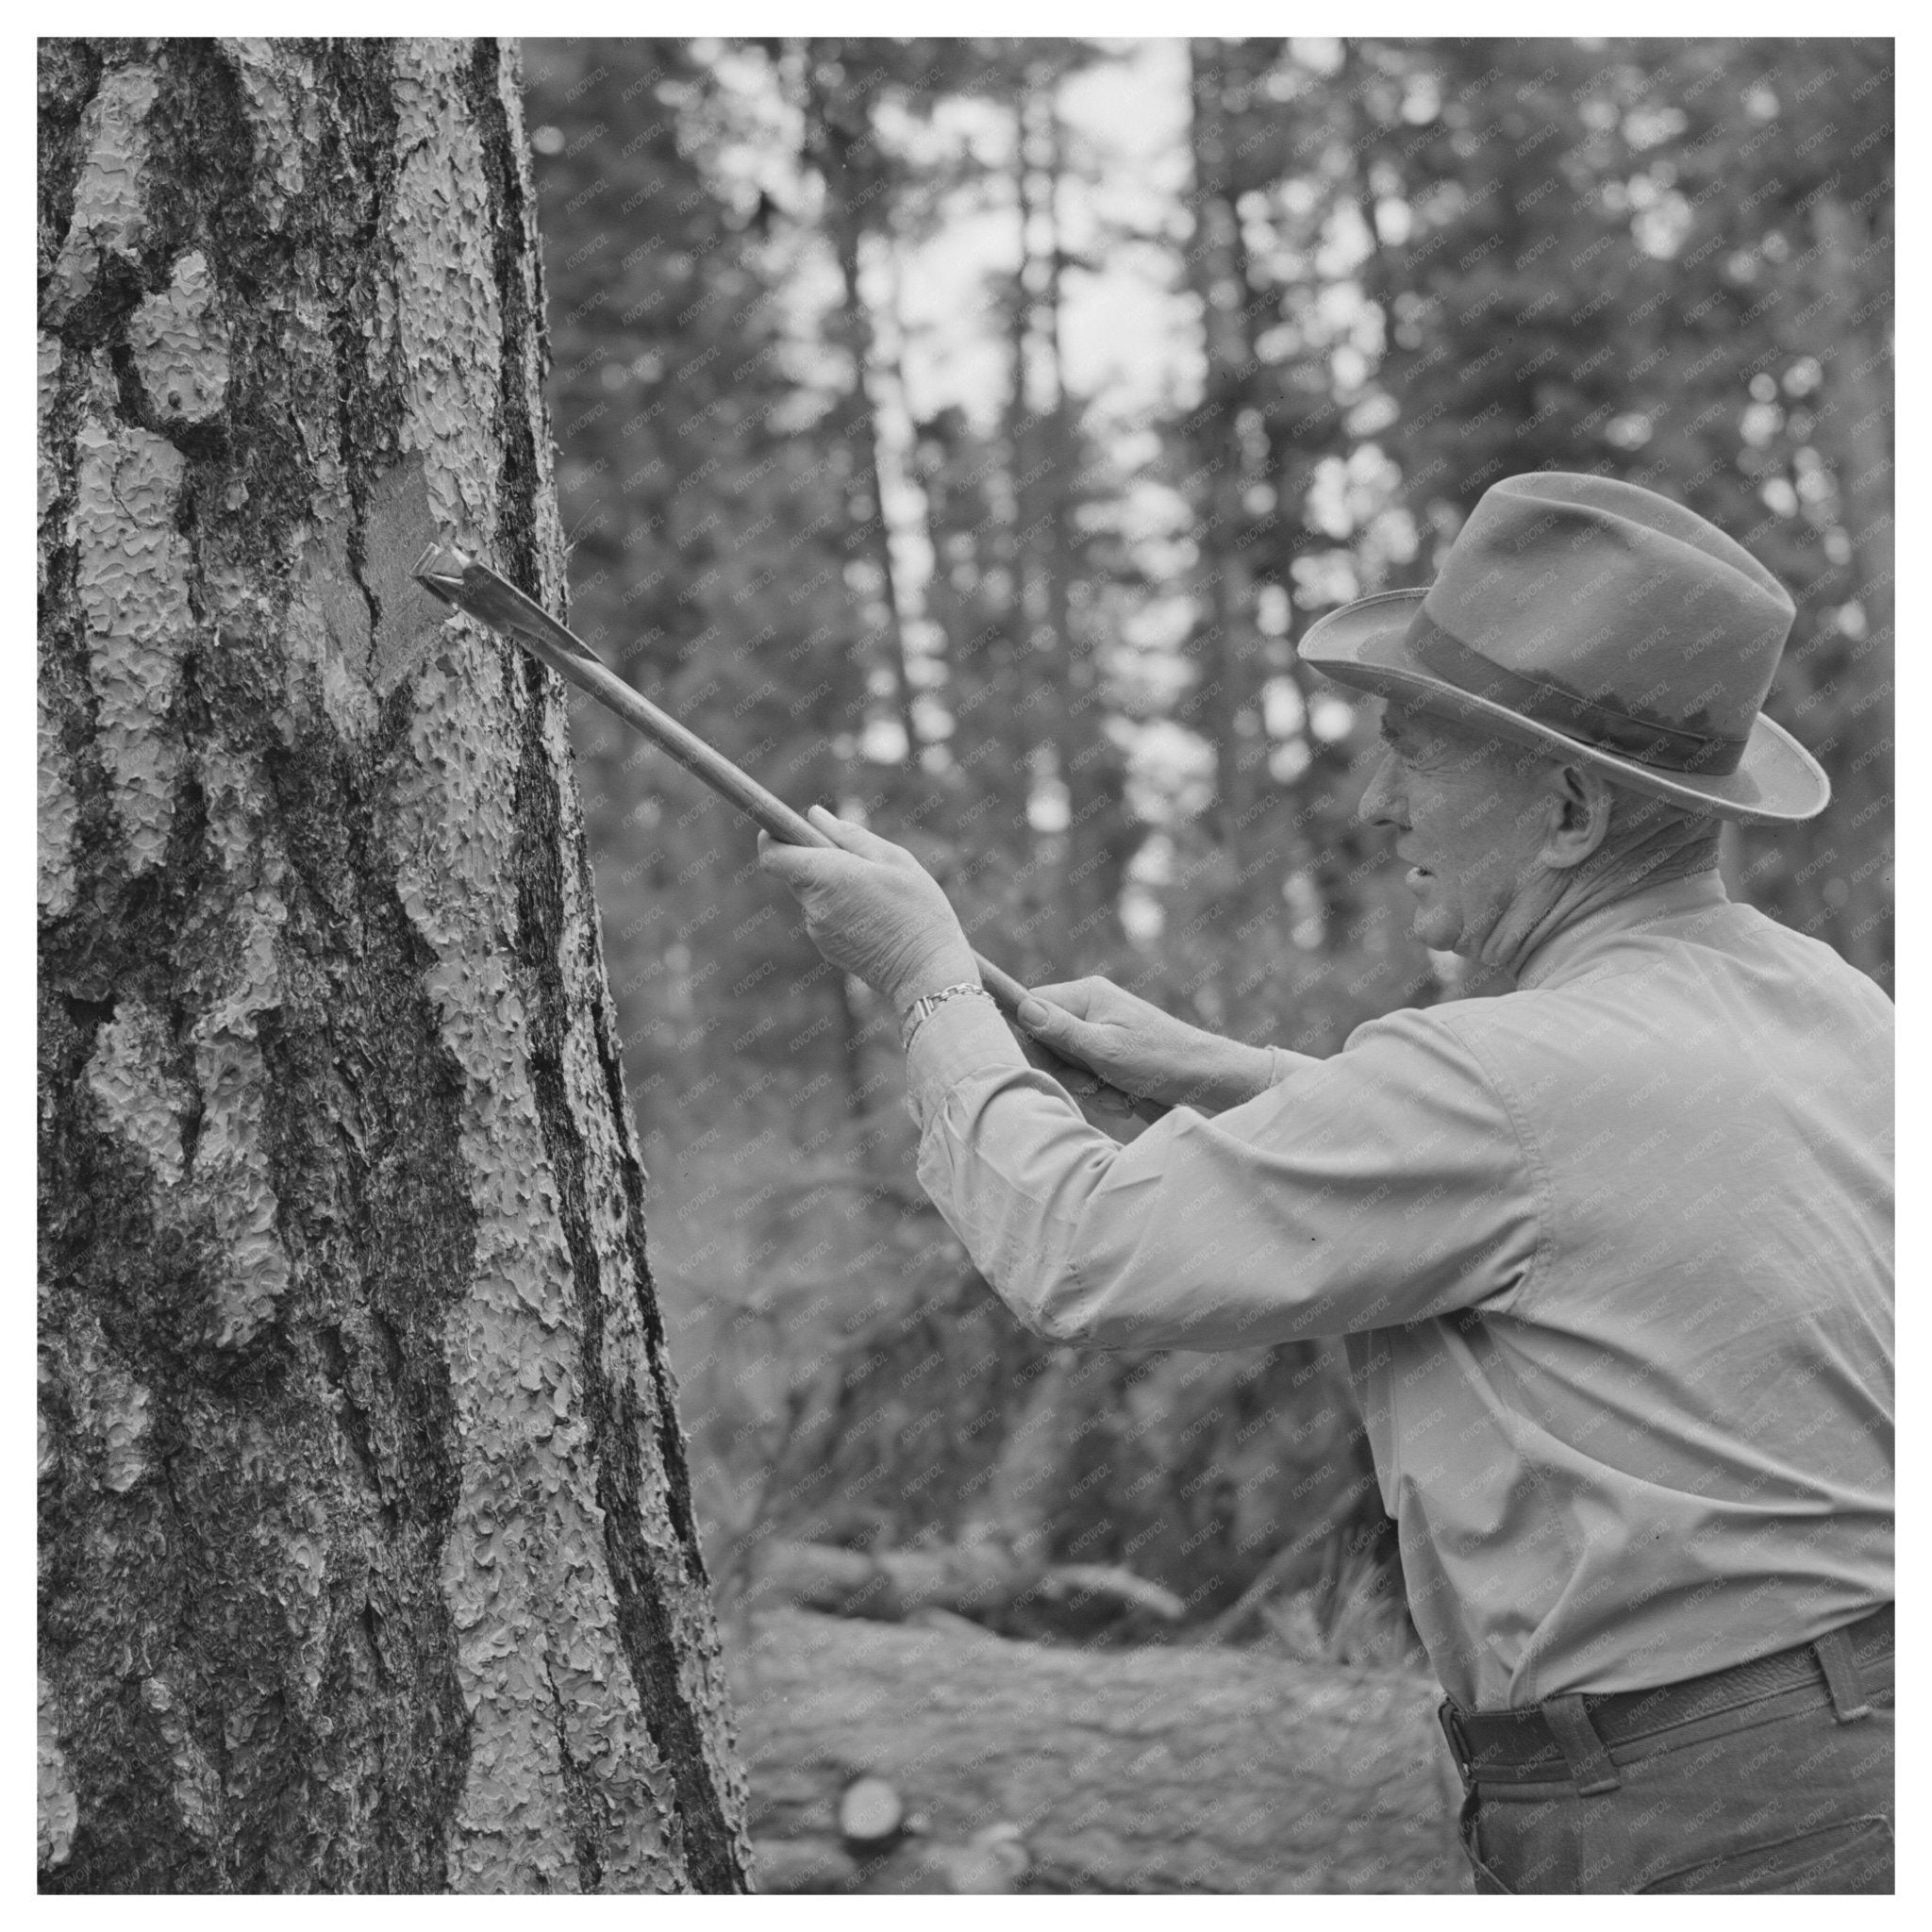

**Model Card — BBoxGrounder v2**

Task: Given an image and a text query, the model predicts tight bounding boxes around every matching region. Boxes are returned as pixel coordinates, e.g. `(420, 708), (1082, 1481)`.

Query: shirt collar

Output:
(1514, 872), (1733, 991)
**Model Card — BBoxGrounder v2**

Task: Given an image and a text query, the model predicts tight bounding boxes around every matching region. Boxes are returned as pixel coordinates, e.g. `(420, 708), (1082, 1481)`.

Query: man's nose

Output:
(1357, 750), (1403, 829)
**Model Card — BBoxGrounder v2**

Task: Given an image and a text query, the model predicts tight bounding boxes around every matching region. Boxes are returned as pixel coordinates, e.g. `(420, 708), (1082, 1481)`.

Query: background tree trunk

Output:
(1184, 39), (1266, 881)
(38, 37), (750, 1893)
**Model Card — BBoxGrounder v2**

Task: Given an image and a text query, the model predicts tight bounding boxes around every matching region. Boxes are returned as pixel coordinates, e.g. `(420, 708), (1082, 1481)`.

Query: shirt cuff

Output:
(905, 990), (1027, 1131)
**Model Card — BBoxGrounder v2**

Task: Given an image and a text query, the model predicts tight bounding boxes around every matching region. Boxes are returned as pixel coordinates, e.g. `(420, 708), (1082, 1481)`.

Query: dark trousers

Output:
(1444, 1609), (1893, 1893)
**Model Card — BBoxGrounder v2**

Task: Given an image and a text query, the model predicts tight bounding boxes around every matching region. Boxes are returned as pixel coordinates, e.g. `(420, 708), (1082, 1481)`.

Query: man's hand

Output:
(1013, 1026), (1164, 1141)
(1015, 977), (1278, 1113)
(757, 807), (977, 1013)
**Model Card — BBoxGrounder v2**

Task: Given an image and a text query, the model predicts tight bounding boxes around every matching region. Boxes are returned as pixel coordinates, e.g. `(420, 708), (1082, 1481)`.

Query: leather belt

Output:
(1439, 1603), (1893, 1787)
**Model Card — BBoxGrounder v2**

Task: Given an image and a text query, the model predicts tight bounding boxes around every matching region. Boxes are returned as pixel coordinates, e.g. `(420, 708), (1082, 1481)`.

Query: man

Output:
(758, 473), (1894, 1894)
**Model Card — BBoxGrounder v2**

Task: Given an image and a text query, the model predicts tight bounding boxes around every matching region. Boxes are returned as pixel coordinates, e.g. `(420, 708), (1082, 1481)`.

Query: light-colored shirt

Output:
(907, 874), (1893, 1708)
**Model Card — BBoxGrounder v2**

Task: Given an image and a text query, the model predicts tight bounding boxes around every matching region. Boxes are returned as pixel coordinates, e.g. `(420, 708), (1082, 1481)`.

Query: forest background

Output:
(516, 37), (1893, 1659)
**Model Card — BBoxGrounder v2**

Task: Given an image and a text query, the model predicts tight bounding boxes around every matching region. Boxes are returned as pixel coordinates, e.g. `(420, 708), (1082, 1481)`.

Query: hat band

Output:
(1407, 610), (1748, 774)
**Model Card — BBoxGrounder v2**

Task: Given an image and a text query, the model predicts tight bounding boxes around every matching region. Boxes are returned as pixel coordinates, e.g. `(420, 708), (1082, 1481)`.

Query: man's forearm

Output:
(1168, 1038), (1284, 1114)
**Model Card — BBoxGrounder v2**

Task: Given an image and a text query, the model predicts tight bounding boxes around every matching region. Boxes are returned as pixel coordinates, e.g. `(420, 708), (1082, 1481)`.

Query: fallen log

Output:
(733, 1608), (1465, 1894)
(747, 1539), (1185, 1627)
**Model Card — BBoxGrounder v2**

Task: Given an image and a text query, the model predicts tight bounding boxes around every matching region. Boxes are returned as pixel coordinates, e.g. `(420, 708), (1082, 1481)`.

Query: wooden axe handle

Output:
(411, 546), (1041, 1026)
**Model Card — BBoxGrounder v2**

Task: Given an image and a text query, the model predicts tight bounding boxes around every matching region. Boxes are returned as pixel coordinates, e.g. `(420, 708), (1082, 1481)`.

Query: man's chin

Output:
(1405, 896), (1460, 954)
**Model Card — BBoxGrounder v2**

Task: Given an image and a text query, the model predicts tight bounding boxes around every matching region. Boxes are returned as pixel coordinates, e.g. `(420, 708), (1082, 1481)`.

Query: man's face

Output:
(1357, 703), (1553, 958)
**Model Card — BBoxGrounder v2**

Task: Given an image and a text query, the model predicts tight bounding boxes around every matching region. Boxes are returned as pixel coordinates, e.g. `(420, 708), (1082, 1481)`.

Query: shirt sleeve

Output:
(907, 998), (1541, 1350)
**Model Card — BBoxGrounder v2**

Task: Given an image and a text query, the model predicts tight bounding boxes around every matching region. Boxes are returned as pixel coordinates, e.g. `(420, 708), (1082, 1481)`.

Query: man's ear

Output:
(1541, 761), (1614, 870)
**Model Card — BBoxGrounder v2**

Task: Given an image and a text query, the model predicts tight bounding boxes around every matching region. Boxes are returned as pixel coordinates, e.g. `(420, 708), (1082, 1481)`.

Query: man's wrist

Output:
(889, 950), (980, 1020)
(899, 980), (996, 1053)
(1187, 1041), (1279, 1112)
(1229, 1041), (1281, 1104)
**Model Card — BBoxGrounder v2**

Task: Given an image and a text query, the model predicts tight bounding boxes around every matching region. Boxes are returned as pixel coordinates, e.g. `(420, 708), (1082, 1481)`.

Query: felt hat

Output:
(1295, 472), (1829, 823)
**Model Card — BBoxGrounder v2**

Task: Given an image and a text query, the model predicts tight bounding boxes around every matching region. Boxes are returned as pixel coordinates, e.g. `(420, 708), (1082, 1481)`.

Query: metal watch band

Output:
(900, 981), (993, 1053)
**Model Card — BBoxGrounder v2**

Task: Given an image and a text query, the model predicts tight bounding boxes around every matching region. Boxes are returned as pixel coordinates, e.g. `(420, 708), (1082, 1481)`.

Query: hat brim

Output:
(1296, 590), (1831, 824)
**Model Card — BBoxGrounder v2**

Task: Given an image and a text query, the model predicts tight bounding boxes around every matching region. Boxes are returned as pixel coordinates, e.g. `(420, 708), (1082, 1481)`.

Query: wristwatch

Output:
(899, 981), (994, 1052)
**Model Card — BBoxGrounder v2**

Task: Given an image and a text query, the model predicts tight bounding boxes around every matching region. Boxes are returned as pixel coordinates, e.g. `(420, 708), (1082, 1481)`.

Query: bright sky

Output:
(581, 41), (1378, 838)
(891, 40), (1194, 429)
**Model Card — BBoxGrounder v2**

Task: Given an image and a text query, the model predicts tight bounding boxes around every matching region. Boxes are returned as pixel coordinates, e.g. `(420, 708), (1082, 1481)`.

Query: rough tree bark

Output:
(38, 38), (750, 1892)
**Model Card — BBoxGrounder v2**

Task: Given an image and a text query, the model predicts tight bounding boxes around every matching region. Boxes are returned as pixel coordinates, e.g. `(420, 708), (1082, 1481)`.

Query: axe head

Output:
(411, 541), (475, 609)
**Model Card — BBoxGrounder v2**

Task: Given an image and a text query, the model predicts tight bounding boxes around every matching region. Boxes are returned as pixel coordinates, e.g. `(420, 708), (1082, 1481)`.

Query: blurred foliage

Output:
(518, 38), (1891, 1642)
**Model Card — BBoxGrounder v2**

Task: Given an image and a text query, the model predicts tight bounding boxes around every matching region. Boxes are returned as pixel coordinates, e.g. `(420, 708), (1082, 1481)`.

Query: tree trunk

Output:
(1031, 91), (1127, 943)
(801, 42), (922, 772)
(1184, 40), (1266, 878)
(1737, 192), (1893, 989)
(38, 38), (750, 1893)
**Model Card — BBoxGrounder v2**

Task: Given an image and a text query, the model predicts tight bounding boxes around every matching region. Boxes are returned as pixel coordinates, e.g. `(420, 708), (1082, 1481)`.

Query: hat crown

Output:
(1417, 473), (1796, 771)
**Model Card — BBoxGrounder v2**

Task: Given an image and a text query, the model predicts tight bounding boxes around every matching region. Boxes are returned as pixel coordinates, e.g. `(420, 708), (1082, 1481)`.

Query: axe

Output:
(410, 543), (1165, 1131)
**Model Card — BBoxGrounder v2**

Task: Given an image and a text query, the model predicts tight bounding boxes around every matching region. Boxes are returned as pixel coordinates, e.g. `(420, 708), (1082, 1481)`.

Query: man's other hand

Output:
(1013, 1027), (1165, 1142)
(1015, 977), (1278, 1113)
(757, 807), (977, 1012)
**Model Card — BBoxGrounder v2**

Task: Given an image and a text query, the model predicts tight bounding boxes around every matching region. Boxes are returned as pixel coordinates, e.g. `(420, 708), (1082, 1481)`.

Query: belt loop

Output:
(1437, 1698), (1474, 1784)
(1541, 1693), (1622, 1795)
(1814, 1624), (1874, 1723)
